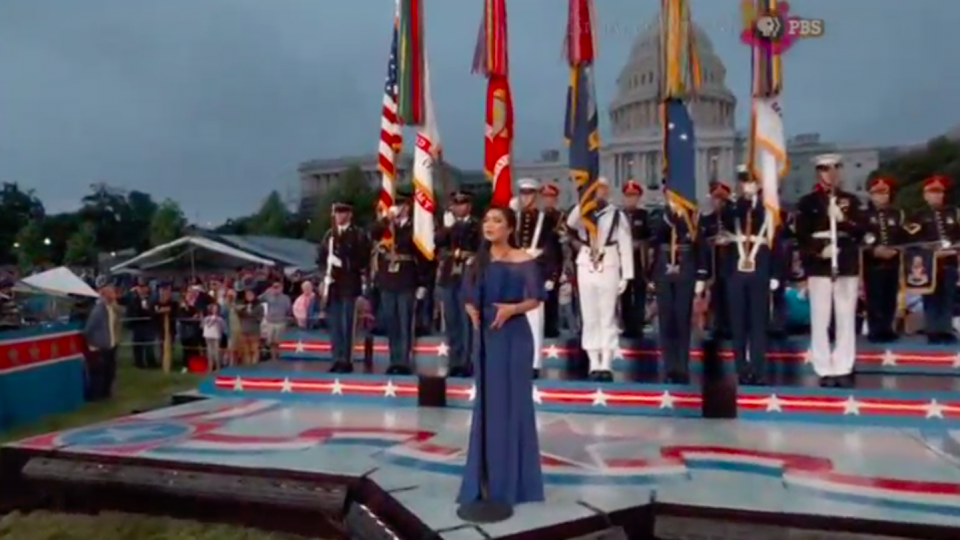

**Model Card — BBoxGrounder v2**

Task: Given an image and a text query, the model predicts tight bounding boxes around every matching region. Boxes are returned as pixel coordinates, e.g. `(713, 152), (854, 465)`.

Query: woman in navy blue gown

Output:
(457, 206), (545, 507)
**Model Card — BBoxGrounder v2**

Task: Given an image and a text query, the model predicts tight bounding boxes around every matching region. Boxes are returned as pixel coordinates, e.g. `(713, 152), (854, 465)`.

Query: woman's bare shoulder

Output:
(507, 249), (534, 263)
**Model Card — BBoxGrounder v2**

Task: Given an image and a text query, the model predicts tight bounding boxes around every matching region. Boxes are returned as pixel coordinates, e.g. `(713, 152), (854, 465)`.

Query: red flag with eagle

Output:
(473, 0), (513, 207)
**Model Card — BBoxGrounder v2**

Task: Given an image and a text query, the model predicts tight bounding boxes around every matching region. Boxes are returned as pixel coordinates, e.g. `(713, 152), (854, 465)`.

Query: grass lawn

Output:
(0, 349), (314, 539)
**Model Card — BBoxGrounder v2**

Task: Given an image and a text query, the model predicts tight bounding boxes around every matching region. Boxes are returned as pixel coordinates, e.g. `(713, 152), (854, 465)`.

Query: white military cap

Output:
(517, 178), (539, 191)
(735, 164), (748, 174)
(597, 176), (610, 186)
(813, 153), (842, 167)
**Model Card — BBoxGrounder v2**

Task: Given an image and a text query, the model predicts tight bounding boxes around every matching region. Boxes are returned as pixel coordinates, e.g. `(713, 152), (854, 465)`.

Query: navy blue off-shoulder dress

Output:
(457, 258), (545, 506)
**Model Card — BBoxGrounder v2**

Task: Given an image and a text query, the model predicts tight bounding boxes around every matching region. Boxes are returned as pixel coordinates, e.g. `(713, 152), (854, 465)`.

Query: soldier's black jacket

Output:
(125, 293), (154, 330)
(907, 204), (960, 269)
(515, 208), (561, 283)
(714, 198), (786, 279)
(862, 204), (907, 270)
(435, 215), (481, 287)
(317, 223), (372, 299)
(622, 207), (651, 281)
(369, 219), (433, 292)
(697, 205), (735, 281)
(794, 186), (864, 277)
(650, 209), (709, 282)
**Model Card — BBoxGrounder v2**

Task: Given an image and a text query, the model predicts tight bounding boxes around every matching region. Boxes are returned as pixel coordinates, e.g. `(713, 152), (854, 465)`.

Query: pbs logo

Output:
(756, 15), (824, 40)
(754, 16), (784, 40)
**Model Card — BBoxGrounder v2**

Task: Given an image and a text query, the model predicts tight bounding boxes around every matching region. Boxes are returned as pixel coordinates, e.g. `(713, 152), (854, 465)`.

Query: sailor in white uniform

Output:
(566, 177), (634, 382)
(510, 178), (559, 376)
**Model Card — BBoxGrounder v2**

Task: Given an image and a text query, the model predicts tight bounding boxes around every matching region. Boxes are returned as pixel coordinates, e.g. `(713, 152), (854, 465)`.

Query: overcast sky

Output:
(1, 0), (957, 222)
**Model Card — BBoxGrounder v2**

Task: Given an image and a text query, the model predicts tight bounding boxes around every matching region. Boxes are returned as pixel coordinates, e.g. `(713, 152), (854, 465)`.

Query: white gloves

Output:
(509, 197), (520, 211)
(820, 245), (836, 259)
(715, 235), (730, 246)
(388, 205), (401, 218)
(328, 253), (343, 268)
(828, 202), (845, 222)
(695, 281), (705, 295)
(323, 275), (334, 288)
(770, 279), (779, 291)
(544, 280), (555, 292)
(443, 211), (455, 228)
(415, 287), (427, 300)
(617, 280), (628, 295)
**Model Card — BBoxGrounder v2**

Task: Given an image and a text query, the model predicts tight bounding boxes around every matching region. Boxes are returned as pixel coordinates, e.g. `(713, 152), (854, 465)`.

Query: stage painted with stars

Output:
(7, 397), (960, 536)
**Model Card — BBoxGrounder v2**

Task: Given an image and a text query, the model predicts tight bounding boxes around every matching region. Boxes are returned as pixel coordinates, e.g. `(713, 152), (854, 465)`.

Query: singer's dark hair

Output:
(468, 205), (518, 288)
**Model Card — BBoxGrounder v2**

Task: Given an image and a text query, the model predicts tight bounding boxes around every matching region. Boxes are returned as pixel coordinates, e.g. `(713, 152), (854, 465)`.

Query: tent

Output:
(16, 267), (99, 298)
(109, 235), (277, 273)
(217, 235), (318, 271)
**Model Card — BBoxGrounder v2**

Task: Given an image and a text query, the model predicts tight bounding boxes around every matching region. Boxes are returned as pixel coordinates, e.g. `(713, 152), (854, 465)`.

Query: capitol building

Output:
(514, 16), (880, 208)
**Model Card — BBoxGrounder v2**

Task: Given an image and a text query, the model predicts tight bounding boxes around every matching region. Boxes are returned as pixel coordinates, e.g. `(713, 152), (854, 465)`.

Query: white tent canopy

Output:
(16, 266), (99, 298)
(109, 235), (276, 273)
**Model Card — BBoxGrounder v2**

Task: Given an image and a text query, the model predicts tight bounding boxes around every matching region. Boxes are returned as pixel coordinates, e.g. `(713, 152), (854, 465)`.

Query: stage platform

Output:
(279, 329), (960, 376)
(4, 398), (960, 539)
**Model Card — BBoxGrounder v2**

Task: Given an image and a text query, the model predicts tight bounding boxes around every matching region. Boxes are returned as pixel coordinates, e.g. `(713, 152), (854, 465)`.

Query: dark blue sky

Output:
(1, 0), (956, 221)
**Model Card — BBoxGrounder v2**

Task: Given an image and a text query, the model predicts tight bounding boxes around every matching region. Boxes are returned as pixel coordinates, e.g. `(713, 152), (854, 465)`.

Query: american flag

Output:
(377, 15), (402, 215)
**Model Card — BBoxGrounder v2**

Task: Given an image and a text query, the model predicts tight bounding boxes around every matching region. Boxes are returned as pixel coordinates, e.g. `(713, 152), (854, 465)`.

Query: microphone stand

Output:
(456, 241), (513, 524)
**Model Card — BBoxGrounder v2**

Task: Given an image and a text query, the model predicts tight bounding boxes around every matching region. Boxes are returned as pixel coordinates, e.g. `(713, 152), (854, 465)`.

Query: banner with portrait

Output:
(903, 246), (937, 295)
(785, 239), (806, 283)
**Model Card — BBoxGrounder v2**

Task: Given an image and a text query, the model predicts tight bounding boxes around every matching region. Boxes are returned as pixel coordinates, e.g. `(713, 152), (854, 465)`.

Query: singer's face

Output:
(870, 191), (890, 206)
(482, 208), (512, 242)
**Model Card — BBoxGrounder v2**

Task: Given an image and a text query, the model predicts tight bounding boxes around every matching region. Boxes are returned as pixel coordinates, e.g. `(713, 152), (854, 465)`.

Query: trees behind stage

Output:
(874, 136), (960, 211)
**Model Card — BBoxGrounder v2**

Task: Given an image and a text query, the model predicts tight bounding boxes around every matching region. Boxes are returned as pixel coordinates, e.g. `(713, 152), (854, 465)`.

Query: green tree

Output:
(249, 191), (290, 237)
(0, 183), (45, 264)
(873, 137), (960, 212)
(42, 212), (84, 264)
(64, 222), (97, 265)
(149, 199), (187, 247)
(14, 219), (48, 271)
(306, 165), (378, 241)
(125, 190), (158, 250)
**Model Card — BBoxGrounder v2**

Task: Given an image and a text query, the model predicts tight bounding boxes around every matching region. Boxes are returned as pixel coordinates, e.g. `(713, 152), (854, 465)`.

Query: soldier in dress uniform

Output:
(318, 202), (372, 374)
(370, 188), (432, 375)
(794, 154), (864, 388)
(861, 176), (905, 343)
(724, 171), (782, 385)
(699, 180), (733, 339)
(567, 177), (633, 382)
(511, 178), (559, 376)
(619, 180), (651, 339)
(654, 197), (707, 384)
(539, 182), (566, 338)
(437, 190), (481, 377)
(907, 175), (960, 344)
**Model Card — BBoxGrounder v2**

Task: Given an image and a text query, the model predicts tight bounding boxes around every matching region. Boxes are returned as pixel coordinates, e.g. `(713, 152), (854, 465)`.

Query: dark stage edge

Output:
(0, 396), (955, 540)
(1, 443), (958, 540)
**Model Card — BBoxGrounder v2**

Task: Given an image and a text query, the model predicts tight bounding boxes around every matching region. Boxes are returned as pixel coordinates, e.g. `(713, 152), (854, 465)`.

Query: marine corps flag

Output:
(473, 0), (513, 207)
(564, 0), (601, 245)
(412, 55), (439, 261)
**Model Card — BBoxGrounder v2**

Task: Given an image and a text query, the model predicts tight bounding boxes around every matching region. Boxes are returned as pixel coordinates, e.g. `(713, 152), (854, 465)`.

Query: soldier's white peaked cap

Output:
(517, 178), (539, 191)
(736, 164), (748, 174)
(597, 176), (610, 186)
(813, 153), (842, 166)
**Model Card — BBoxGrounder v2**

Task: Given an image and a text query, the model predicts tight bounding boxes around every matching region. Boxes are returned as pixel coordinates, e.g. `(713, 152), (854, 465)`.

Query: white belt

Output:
(813, 231), (849, 239)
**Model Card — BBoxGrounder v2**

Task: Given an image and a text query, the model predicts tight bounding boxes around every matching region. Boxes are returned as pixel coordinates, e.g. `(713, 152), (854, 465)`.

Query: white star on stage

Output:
(842, 396), (860, 415)
(330, 379), (344, 395)
(658, 391), (675, 409)
(764, 394), (783, 412)
(881, 350), (898, 366)
(383, 380), (398, 398)
(926, 399), (946, 419)
(544, 345), (560, 359)
(294, 340), (305, 353)
(467, 383), (477, 401)
(953, 353), (960, 368)
(615, 347), (628, 360)
(280, 378), (293, 393)
(802, 349), (813, 364)
(435, 342), (449, 356)
(591, 388), (608, 407)
(531, 385), (541, 404)
(232, 377), (244, 392)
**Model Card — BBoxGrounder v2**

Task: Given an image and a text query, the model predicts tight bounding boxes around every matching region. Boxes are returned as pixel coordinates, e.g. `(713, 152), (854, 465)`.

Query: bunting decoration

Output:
(411, 57), (439, 261)
(659, 0), (701, 220)
(377, 2), (403, 246)
(747, 0), (787, 238)
(564, 0), (601, 246)
(397, 0), (425, 125)
(473, 0), (513, 207)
